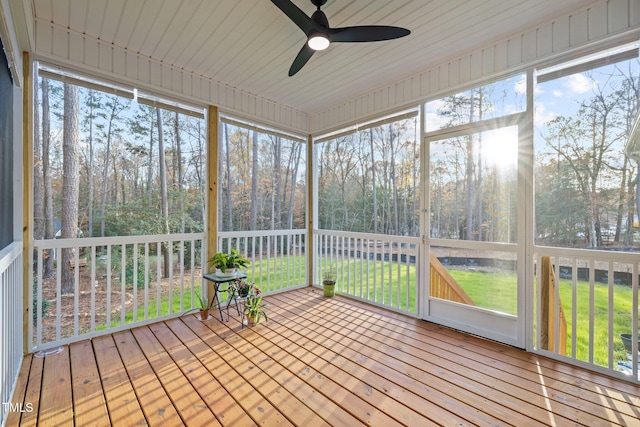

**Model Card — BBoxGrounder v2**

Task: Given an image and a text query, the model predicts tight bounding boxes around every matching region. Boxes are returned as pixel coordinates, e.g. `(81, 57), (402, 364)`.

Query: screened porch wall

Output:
(310, 0), (640, 133)
(31, 1), (640, 136)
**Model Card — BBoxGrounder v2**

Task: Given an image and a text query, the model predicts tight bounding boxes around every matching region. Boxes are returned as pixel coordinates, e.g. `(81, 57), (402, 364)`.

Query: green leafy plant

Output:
(244, 295), (267, 325)
(234, 279), (254, 298)
(209, 249), (250, 272)
(195, 291), (212, 311)
(322, 265), (336, 284)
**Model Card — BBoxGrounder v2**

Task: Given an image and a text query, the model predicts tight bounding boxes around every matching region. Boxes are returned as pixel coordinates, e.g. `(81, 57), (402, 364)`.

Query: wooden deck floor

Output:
(8, 288), (640, 426)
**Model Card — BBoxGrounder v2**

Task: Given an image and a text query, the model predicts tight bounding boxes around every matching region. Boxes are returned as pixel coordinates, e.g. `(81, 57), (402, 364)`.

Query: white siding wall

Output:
(310, 0), (640, 133)
(33, 20), (310, 134)
(28, 0), (640, 135)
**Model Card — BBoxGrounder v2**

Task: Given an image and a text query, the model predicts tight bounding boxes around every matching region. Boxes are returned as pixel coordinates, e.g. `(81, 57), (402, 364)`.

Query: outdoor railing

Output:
(217, 229), (307, 294)
(1, 242), (23, 426)
(314, 230), (419, 315)
(31, 233), (206, 351)
(535, 246), (639, 382)
(429, 253), (475, 305)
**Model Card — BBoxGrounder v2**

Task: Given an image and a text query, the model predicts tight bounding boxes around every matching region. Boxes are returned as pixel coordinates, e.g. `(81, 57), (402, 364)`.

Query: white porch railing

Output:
(535, 246), (639, 382)
(31, 233), (206, 351)
(314, 230), (419, 315)
(218, 229), (307, 294)
(1, 242), (23, 426)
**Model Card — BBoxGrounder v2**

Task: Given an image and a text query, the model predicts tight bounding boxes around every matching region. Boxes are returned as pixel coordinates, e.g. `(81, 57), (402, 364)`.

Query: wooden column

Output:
(540, 256), (567, 355)
(306, 135), (314, 286)
(22, 52), (32, 354)
(206, 105), (219, 306)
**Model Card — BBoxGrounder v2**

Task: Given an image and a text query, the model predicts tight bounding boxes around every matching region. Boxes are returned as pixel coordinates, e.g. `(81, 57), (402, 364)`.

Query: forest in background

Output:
(32, 53), (640, 263)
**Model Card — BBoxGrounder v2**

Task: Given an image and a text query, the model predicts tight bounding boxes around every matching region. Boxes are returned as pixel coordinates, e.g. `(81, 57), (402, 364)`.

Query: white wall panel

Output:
(51, 25), (67, 59)
(482, 46), (495, 76)
(536, 24), (553, 58)
(459, 56), (471, 84)
(69, 32), (83, 64)
(149, 60), (161, 87)
(588, 3), (608, 40)
(138, 57), (150, 85)
(632, 0), (640, 26)
(125, 51), (137, 82)
(310, 0), (640, 134)
(521, 30), (537, 62)
(84, 37), (98, 68)
(609, 0), (630, 32)
(29, 0), (639, 135)
(570, 10), (589, 45)
(552, 17), (571, 52)
(33, 19), (309, 134)
(161, 65), (172, 91)
(113, 48), (125, 78)
(470, 52), (482, 81)
(494, 41), (509, 73)
(98, 43), (112, 73)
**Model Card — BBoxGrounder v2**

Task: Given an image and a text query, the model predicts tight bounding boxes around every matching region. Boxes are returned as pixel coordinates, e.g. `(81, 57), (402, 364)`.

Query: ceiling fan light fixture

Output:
(308, 34), (329, 50)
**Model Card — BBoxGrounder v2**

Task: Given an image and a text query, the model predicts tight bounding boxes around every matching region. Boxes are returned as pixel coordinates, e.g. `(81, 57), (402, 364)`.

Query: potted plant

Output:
(209, 249), (250, 277)
(322, 265), (337, 297)
(195, 291), (212, 320)
(234, 278), (253, 298)
(243, 295), (267, 326)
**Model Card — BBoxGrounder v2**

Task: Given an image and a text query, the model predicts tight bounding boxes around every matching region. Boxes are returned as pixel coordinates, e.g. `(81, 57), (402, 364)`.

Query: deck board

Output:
(93, 334), (147, 426)
(112, 330), (183, 426)
(131, 325), (220, 426)
(69, 340), (110, 426)
(9, 287), (640, 426)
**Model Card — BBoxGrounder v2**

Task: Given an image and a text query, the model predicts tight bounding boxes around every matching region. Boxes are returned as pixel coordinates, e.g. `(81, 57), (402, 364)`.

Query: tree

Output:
(81, 90), (102, 236)
(33, 75), (43, 241)
(542, 78), (623, 247)
(99, 96), (127, 237)
(157, 107), (170, 278)
(41, 78), (55, 277)
(60, 83), (80, 294)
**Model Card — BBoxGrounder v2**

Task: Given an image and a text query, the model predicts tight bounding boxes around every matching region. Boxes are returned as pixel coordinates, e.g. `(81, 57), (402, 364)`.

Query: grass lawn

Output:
(447, 267), (635, 366)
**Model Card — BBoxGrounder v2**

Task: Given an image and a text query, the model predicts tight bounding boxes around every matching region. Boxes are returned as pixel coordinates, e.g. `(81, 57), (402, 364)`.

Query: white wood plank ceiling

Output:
(33, 0), (601, 114)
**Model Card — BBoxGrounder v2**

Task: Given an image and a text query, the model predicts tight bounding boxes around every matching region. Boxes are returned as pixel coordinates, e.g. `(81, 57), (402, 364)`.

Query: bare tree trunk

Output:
(370, 128), (377, 234)
(175, 112), (184, 232)
(224, 123), (233, 230)
(87, 104), (94, 236)
(61, 83), (80, 294)
(100, 104), (116, 236)
(636, 161), (640, 239)
(274, 136), (282, 230)
(465, 134), (474, 240)
(147, 111), (155, 208)
(33, 76), (44, 241)
(389, 124), (399, 234)
(250, 130), (259, 230)
(614, 155), (628, 243)
(476, 91), (484, 241)
(41, 78), (54, 277)
(157, 108), (170, 278)
(287, 143), (302, 229)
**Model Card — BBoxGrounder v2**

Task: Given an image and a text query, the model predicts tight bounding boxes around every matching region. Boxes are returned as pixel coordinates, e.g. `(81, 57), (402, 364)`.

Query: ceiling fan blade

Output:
(289, 43), (315, 76)
(330, 25), (410, 43)
(271, 0), (313, 34)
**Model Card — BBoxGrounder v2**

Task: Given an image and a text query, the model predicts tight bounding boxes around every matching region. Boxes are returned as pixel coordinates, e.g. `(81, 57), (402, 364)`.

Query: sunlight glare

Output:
(481, 127), (518, 170)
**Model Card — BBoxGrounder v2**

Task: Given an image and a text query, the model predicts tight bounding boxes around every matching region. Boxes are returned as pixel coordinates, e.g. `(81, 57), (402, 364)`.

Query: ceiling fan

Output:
(271, 0), (411, 76)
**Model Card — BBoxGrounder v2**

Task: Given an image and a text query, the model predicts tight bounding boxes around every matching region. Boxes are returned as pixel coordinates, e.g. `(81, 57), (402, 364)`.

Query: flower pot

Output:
(323, 281), (335, 297)
(199, 309), (209, 320)
(216, 268), (237, 278)
(246, 315), (256, 326)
